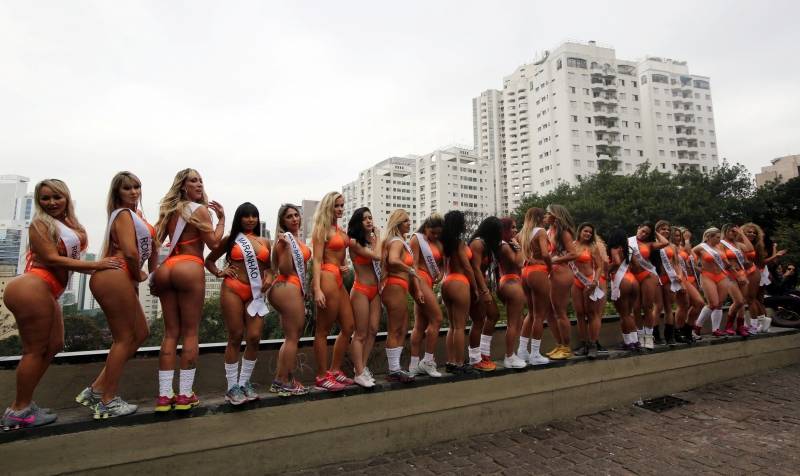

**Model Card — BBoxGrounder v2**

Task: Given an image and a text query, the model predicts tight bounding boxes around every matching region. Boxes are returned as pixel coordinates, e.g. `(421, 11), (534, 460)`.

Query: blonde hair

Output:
(519, 207), (545, 263)
(702, 227), (720, 243)
(382, 209), (409, 243)
(31, 179), (85, 246)
(546, 204), (576, 254)
(272, 203), (301, 273)
(311, 192), (342, 246)
(741, 222), (766, 263)
(106, 171), (143, 217)
(155, 168), (210, 243)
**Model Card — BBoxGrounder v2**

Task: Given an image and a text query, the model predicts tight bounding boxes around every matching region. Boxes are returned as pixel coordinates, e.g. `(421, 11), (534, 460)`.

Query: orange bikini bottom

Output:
(352, 280), (379, 300)
(443, 273), (469, 286)
(27, 268), (65, 298)
(522, 264), (548, 280)
(275, 274), (302, 289)
(702, 271), (727, 284)
(499, 274), (521, 286)
(164, 254), (203, 268)
(384, 276), (409, 292)
(224, 277), (252, 302)
(321, 263), (343, 288)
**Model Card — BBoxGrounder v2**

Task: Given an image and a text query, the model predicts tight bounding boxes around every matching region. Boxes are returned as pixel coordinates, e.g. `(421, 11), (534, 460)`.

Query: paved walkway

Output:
(289, 364), (800, 475)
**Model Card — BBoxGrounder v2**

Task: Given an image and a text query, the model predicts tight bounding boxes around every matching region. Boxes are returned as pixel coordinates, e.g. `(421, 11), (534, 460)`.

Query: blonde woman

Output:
(741, 223), (784, 332)
(692, 228), (745, 336)
(570, 223), (607, 358)
(76, 172), (157, 419)
(267, 204), (310, 396)
(517, 207), (552, 365)
(381, 209), (422, 382)
(152, 169), (225, 411)
(544, 204), (579, 359)
(311, 192), (354, 392)
(2, 180), (120, 430)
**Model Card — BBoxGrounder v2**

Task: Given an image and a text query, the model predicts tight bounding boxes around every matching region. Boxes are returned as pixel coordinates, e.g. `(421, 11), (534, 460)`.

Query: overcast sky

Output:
(2, 0), (799, 252)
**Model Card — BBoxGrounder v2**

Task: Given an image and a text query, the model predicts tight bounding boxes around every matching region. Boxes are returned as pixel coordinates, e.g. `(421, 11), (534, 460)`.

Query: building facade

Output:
(341, 157), (417, 230)
(755, 154), (800, 187)
(473, 40), (719, 215)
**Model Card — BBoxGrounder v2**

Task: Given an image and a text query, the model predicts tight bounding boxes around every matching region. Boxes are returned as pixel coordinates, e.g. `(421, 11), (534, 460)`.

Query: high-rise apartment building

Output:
(341, 157), (417, 230)
(474, 40), (719, 215)
(415, 146), (495, 228)
(755, 154), (800, 187)
(300, 199), (319, 243)
(0, 176), (33, 275)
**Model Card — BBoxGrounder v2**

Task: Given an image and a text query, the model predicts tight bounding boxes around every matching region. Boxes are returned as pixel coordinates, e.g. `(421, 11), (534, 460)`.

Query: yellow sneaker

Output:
(545, 346), (561, 357)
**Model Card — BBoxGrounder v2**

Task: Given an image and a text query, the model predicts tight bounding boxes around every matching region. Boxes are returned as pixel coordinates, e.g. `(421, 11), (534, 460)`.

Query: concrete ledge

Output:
(2, 329), (798, 475)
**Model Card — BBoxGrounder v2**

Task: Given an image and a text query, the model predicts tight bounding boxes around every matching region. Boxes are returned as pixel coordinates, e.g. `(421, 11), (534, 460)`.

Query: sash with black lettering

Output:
(569, 261), (605, 301)
(415, 232), (441, 281)
(54, 220), (82, 285)
(700, 243), (727, 271)
(628, 236), (660, 283)
(284, 232), (307, 296)
(234, 233), (269, 316)
(720, 240), (746, 270)
(660, 248), (683, 292)
(107, 208), (152, 269)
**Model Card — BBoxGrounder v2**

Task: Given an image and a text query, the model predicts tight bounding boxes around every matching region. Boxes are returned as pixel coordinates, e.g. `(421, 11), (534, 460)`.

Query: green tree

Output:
(0, 335), (22, 356)
(63, 315), (105, 352)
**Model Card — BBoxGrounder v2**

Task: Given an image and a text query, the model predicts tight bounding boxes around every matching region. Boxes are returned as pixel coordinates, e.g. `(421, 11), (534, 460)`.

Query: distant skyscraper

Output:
(300, 199), (319, 243)
(341, 157), (417, 230)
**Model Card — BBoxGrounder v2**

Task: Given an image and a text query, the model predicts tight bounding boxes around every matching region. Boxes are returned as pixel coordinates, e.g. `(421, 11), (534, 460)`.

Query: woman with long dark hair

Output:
(674, 227), (704, 342)
(497, 218), (527, 368)
(467, 216), (502, 371)
(408, 214), (444, 378)
(267, 204), (310, 396)
(152, 169), (225, 411)
(441, 211), (479, 374)
(517, 207), (552, 365)
(607, 229), (639, 350)
(628, 221), (668, 350)
(3, 180), (120, 430)
(544, 204), (579, 359)
(570, 223), (606, 358)
(347, 207), (383, 387)
(205, 202), (272, 405)
(78, 172), (156, 419)
(654, 220), (683, 345)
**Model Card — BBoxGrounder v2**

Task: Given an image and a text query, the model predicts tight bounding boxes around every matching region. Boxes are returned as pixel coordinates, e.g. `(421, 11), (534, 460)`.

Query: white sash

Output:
(689, 255), (703, 289)
(234, 233), (269, 317)
(628, 236), (660, 283)
(107, 208), (152, 270)
(700, 243), (726, 271)
(54, 220), (82, 285)
(284, 232), (307, 296)
(569, 261), (605, 301)
(660, 248), (683, 292)
(760, 267), (771, 286)
(415, 232), (440, 280)
(610, 259), (629, 301)
(371, 254), (383, 283)
(720, 240), (746, 269)
(162, 202), (203, 260)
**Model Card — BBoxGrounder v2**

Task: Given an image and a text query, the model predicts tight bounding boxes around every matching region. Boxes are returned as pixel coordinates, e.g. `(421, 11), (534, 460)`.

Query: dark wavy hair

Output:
(441, 210), (466, 258)
(637, 221), (663, 272)
(500, 217), (516, 242)
(347, 207), (372, 247)
(606, 228), (630, 264)
(225, 202), (260, 262)
(470, 216), (502, 259)
(576, 222), (596, 244)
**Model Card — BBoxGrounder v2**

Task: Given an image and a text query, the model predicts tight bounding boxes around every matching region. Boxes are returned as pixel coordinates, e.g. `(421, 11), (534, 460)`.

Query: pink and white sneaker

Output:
(330, 370), (354, 386)
(314, 373), (346, 392)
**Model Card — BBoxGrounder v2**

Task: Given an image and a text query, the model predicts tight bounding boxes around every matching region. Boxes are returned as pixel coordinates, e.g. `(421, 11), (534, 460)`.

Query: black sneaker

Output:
(587, 342), (598, 360)
(386, 370), (415, 383)
(595, 341), (608, 354)
(445, 362), (457, 374)
(573, 342), (588, 357)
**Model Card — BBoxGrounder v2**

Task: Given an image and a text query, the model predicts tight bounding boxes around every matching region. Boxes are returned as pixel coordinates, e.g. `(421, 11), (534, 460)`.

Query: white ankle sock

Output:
(711, 309), (723, 330)
(479, 334), (492, 355)
(696, 306), (711, 327)
(422, 352), (435, 364)
(179, 369), (196, 396)
(644, 326), (653, 336)
(224, 362), (238, 390)
(468, 346), (481, 363)
(531, 339), (542, 355)
(629, 331), (639, 343)
(238, 358), (256, 386)
(386, 347), (402, 372)
(637, 328), (644, 338)
(158, 370), (174, 397)
(409, 356), (420, 370)
(518, 337), (530, 355)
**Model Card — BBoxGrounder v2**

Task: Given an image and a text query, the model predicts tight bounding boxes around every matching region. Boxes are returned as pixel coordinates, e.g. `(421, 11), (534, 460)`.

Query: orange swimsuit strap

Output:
(164, 254), (204, 268)
(321, 262), (343, 288)
(275, 274), (302, 289)
(500, 273), (521, 285)
(27, 267), (65, 298)
(231, 243), (269, 262)
(325, 228), (347, 251)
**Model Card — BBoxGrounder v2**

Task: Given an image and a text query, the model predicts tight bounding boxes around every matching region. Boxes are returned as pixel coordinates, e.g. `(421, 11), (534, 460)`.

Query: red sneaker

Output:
(154, 395), (175, 413)
(712, 329), (726, 337)
(725, 328), (736, 336)
(473, 354), (497, 372)
(173, 393), (200, 411)
(330, 370), (354, 386)
(314, 373), (345, 392)
(737, 326), (750, 337)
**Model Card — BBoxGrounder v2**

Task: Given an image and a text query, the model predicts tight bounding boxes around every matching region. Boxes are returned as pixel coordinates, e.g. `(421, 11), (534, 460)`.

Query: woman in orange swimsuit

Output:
(517, 207), (552, 365)
(311, 192), (354, 392)
(152, 169), (225, 411)
(570, 223), (606, 358)
(77, 172), (157, 419)
(2, 180), (120, 430)
(205, 202), (272, 405)
(629, 222), (669, 349)
(441, 211), (479, 375)
(653, 220), (683, 346)
(267, 204), (310, 396)
(692, 227), (746, 337)
(408, 214), (444, 378)
(741, 223), (784, 333)
(720, 224), (753, 336)
(497, 218), (527, 368)
(607, 229), (640, 351)
(467, 217), (502, 371)
(346, 207), (383, 387)
(381, 209), (422, 383)
(544, 204), (579, 360)
(674, 227), (704, 343)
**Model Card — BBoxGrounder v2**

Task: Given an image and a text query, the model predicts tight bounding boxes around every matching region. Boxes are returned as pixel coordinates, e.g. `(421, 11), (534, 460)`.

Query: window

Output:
(586, 117), (592, 123)
(623, 134), (630, 142)
(572, 144), (580, 151)
(567, 57), (587, 69)
(634, 122), (641, 129)
(640, 75), (648, 84)
(620, 79), (625, 86)
(573, 159), (581, 166)
(636, 136), (642, 143)
(587, 160), (595, 168)
(657, 125), (663, 132)
(693, 79), (710, 89)
(632, 81), (637, 87)
(583, 88), (590, 95)
(656, 112), (661, 118)
(571, 129), (579, 137)
(624, 149), (631, 156)
(570, 100), (577, 108)
(619, 92), (626, 100)
(570, 86), (576, 93)
(652, 74), (669, 84)
(638, 150), (644, 157)
(660, 163), (666, 169)
(622, 120), (629, 127)
(621, 106), (628, 113)
(654, 88), (659, 94)
(633, 94), (639, 101)
(557, 59), (562, 70)
(705, 94), (711, 100)
(710, 142), (716, 148)
(670, 151), (676, 157)
(658, 137), (664, 144)
(586, 145), (593, 152)
(585, 131), (592, 138)
(707, 106), (713, 112)
(571, 115), (578, 122)
(658, 150), (665, 156)
(654, 100), (661, 106)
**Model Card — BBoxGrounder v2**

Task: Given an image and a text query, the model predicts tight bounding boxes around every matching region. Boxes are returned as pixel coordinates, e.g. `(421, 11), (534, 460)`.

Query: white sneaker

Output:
(638, 333), (645, 347)
(748, 321), (760, 335)
(408, 363), (423, 377)
(517, 347), (530, 363)
(644, 335), (655, 350)
(417, 360), (442, 378)
(363, 367), (374, 380)
(760, 317), (772, 333)
(503, 354), (527, 369)
(353, 372), (375, 388)
(528, 353), (550, 366)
